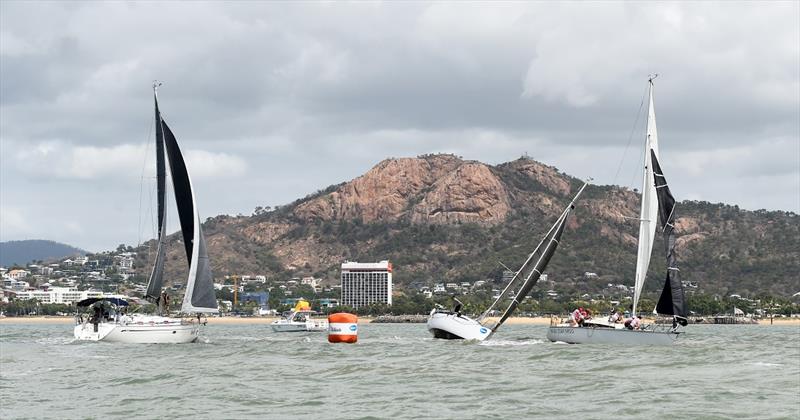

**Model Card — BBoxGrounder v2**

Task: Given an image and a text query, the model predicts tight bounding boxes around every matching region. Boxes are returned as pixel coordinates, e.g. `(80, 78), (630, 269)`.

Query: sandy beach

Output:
(1, 316), (798, 326)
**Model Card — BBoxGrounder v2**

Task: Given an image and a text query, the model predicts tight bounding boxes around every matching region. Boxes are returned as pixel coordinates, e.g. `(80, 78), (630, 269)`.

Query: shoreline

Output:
(1, 316), (798, 326)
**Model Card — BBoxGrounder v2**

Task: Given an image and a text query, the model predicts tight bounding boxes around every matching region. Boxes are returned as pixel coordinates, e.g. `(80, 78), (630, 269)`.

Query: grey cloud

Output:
(1, 1), (798, 250)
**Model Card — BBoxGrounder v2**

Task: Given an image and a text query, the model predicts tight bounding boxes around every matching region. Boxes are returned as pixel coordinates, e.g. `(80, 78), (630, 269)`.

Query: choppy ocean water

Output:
(1, 323), (798, 419)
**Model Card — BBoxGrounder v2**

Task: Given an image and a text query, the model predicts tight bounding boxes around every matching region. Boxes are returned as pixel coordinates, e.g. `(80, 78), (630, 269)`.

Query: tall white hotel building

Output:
(340, 260), (393, 308)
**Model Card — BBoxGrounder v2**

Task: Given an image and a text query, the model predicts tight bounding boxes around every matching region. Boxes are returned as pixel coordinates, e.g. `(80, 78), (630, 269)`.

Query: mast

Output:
(632, 76), (660, 316)
(145, 81), (168, 304)
(487, 181), (588, 336)
(477, 222), (558, 323)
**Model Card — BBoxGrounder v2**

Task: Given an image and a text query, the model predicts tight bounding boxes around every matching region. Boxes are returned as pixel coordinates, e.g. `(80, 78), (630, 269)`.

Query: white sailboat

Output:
(427, 181), (589, 341)
(74, 82), (219, 343)
(547, 77), (688, 345)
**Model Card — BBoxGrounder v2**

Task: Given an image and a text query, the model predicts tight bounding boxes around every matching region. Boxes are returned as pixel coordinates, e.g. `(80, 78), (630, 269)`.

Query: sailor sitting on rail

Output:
(569, 307), (589, 327)
(624, 315), (641, 330)
(608, 310), (623, 324)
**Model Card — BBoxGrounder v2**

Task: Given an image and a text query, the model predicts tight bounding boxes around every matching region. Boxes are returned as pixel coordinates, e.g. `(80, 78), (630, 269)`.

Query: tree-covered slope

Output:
(142, 154), (799, 298)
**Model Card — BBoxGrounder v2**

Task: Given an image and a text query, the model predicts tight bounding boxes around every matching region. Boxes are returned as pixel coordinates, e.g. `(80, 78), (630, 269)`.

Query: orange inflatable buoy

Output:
(328, 312), (358, 343)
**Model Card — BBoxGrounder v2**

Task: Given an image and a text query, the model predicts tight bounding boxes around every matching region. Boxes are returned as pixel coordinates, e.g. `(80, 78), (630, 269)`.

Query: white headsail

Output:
(632, 79), (660, 316)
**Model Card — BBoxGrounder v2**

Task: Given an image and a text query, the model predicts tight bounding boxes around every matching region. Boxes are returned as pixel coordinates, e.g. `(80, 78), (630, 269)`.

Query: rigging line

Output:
(612, 83), (648, 187)
(138, 116), (155, 251)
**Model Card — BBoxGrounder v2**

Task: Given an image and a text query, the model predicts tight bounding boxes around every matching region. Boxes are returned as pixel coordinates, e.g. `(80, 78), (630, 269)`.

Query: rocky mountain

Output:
(0, 240), (86, 267)
(144, 154), (799, 298)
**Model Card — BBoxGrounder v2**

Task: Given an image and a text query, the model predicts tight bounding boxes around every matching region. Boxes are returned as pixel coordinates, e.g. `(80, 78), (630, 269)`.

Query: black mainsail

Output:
(651, 150), (688, 325)
(487, 182), (587, 336)
(161, 120), (218, 313)
(144, 84), (218, 314)
(145, 92), (168, 303)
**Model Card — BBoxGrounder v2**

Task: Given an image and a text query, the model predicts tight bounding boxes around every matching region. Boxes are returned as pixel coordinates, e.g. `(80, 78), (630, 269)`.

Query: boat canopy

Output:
(294, 300), (311, 312)
(76, 297), (130, 307)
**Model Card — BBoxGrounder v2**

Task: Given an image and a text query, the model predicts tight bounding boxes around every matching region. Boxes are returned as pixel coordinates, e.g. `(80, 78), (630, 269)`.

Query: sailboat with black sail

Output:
(74, 82), (218, 343)
(426, 181), (588, 341)
(546, 77), (688, 345)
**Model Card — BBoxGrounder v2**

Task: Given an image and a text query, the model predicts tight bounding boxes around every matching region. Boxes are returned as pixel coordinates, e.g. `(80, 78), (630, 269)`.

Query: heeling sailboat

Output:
(74, 82), (218, 343)
(546, 77), (688, 345)
(426, 181), (588, 341)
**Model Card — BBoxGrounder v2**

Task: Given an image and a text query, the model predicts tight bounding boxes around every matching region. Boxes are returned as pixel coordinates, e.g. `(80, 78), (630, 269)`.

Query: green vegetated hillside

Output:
(0, 240), (86, 267)
(143, 155), (799, 298)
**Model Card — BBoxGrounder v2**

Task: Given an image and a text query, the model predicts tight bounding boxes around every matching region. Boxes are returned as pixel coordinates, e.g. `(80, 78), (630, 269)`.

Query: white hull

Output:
(427, 310), (491, 341)
(547, 325), (680, 345)
(74, 315), (199, 344)
(270, 320), (328, 333)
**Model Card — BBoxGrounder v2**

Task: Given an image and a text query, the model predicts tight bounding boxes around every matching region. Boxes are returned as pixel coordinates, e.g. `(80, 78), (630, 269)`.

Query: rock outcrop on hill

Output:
(293, 155), (512, 225)
(146, 154), (799, 297)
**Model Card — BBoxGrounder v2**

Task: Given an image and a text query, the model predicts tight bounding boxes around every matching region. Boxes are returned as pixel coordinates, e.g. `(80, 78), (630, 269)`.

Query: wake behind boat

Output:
(427, 181), (589, 341)
(547, 76), (688, 345)
(74, 82), (218, 343)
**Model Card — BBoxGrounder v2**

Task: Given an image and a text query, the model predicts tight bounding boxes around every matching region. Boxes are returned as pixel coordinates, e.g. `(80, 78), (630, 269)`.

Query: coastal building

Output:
(3, 279), (30, 290)
(8, 269), (31, 280)
(301, 277), (322, 293)
(239, 291), (269, 309)
(340, 260), (392, 308)
(115, 255), (134, 270)
(12, 287), (121, 304)
(318, 298), (339, 309)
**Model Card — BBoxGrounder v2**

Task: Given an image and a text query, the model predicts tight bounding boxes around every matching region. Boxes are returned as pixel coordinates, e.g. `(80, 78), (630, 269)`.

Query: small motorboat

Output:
(270, 299), (328, 333)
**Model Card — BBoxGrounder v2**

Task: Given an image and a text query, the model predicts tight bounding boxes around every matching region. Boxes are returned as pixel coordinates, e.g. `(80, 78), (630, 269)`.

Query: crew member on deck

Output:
(570, 307), (588, 327)
(452, 298), (463, 317)
(624, 315), (641, 330)
(159, 290), (170, 315)
(91, 305), (101, 332)
(608, 310), (623, 324)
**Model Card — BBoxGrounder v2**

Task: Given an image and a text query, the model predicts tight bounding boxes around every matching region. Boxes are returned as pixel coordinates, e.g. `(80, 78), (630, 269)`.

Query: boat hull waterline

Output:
(270, 321), (328, 333)
(74, 316), (199, 344)
(546, 326), (680, 345)
(426, 310), (491, 341)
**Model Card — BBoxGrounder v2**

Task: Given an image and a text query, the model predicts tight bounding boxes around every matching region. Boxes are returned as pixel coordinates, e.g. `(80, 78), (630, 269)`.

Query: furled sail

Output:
(651, 151), (688, 324)
(632, 81), (660, 316)
(145, 95), (168, 303)
(488, 182), (587, 335)
(160, 120), (219, 313)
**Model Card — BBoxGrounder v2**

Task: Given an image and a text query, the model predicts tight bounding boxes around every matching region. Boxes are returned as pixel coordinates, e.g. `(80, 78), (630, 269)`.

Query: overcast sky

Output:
(1, 1), (798, 252)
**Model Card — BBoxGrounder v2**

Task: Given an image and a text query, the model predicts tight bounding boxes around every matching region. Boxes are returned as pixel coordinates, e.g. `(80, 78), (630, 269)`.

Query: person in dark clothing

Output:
(91, 305), (101, 332)
(452, 298), (463, 316)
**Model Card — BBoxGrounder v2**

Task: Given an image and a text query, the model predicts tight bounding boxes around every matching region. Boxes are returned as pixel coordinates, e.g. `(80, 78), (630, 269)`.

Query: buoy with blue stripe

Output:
(328, 312), (358, 343)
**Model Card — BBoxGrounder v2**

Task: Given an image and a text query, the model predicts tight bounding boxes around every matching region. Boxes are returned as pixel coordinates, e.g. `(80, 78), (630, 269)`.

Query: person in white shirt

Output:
(624, 315), (640, 330)
(608, 310), (623, 324)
